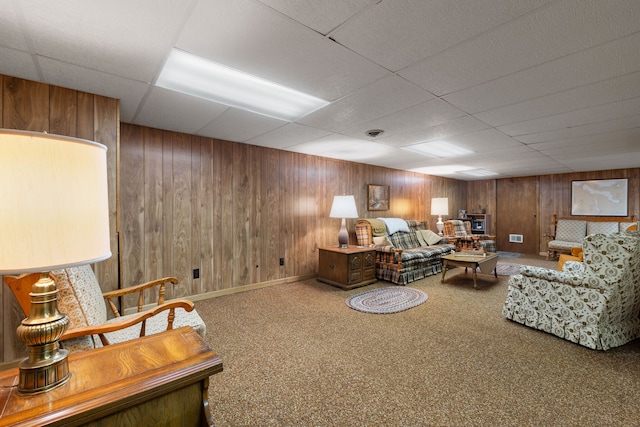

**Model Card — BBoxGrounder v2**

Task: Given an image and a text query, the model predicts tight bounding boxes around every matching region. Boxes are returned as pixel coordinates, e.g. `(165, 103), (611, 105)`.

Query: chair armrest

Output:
(515, 265), (584, 287)
(102, 277), (179, 317)
(61, 299), (195, 346)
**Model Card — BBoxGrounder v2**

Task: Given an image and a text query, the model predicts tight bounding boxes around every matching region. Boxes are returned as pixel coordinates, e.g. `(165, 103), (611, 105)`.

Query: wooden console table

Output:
(0, 327), (223, 427)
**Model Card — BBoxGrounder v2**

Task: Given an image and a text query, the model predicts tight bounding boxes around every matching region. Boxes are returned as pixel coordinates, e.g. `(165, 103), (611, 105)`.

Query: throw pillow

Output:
(373, 236), (393, 246)
(419, 229), (442, 245)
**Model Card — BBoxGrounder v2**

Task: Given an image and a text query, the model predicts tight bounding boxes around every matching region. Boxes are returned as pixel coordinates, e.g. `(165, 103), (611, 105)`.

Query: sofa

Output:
(545, 214), (638, 260)
(503, 231), (640, 350)
(355, 218), (454, 285)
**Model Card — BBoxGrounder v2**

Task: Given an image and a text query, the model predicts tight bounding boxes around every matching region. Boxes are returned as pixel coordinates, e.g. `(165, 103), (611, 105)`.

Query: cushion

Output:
(620, 222), (638, 232)
(373, 236), (393, 246)
(555, 220), (587, 242)
(378, 218), (410, 235)
(587, 221), (619, 235)
(388, 231), (421, 249)
(418, 229), (442, 245)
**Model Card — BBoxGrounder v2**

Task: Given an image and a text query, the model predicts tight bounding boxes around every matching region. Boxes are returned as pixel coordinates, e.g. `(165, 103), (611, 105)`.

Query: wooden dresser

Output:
(317, 246), (377, 289)
(0, 327), (223, 427)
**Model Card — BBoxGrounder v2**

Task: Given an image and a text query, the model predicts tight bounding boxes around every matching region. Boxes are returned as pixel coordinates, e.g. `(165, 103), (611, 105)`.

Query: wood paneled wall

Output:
(119, 124), (466, 299)
(3, 72), (638, 364)
(0, 75), (119, 363)
(469, 169), (640, 255)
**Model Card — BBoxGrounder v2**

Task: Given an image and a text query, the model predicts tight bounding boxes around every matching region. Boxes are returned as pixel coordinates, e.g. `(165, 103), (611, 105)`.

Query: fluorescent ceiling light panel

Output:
(157, 49), (330, 121)
(410, 165), (475, 175)
(403, 141), (473, 158)
(459, 169), (499, 177)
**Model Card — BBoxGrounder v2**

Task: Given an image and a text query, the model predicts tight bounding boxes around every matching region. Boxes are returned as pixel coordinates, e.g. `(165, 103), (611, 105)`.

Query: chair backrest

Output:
(51, 265), (109, 351)
(443, 220), (471, 237)
(581, 232), (640, 289)
(554, 219), (586, 242)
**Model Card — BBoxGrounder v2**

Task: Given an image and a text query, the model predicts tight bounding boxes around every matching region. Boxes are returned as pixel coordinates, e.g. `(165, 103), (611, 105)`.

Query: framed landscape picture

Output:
(571, 178), (628, 216)
(368, 184), (389, 211)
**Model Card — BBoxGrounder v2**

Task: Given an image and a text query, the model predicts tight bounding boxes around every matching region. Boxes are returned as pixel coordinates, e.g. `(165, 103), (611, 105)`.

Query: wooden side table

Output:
(0, 327), (223, 427)
(317, 246), (377, 290)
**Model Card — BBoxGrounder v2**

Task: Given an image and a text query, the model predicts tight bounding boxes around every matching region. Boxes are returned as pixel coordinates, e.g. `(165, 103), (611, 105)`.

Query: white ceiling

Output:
(1, 0), (639, 180)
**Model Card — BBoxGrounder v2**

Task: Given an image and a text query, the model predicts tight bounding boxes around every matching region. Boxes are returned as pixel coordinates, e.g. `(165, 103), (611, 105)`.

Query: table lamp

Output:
(0, 130), (111, 394)
(329, 195), (359, 248)
(431, 197), (449, 236)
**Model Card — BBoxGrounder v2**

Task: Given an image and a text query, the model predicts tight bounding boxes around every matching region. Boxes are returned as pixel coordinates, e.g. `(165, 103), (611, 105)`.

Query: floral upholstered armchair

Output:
(502, 232), (640, 350)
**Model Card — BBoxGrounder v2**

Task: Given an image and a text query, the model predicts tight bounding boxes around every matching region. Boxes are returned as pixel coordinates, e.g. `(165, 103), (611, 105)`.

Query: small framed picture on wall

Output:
(368, 184), (389, 211)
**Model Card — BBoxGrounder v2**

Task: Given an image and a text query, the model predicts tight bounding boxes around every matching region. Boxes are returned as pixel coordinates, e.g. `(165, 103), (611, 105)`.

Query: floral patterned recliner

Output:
(502, 232), (640, 350)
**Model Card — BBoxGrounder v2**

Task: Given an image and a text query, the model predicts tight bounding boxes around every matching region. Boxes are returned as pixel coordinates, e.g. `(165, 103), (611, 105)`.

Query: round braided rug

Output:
(346, 287), (428, 314)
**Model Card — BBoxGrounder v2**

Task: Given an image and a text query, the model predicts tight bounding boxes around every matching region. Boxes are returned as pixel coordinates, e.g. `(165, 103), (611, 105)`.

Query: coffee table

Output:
(441, 252), (499, 289)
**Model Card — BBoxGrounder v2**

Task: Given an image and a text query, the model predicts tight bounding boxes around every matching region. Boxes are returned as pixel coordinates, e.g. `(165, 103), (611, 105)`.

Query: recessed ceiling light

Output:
(156, 49), (330, 122)
(403, 141), (473, 158)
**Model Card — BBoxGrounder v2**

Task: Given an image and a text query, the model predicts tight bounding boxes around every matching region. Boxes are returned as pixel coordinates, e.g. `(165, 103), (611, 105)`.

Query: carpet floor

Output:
(197, 254), (640, 426)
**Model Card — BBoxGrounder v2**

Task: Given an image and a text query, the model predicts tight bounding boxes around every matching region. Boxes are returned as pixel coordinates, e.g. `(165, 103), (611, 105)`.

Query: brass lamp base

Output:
(16, 272), (71, 394)
(18, 346), (70, 394)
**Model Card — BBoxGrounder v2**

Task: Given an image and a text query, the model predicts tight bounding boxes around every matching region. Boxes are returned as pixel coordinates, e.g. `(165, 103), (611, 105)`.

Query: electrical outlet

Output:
(193, 268), (200, 279)
(279, 258), (285, 266)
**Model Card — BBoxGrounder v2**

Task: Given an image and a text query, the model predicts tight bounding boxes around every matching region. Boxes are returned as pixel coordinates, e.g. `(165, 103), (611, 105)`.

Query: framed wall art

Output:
(571, 178), (628, 216)
(367, 184), (389, 211)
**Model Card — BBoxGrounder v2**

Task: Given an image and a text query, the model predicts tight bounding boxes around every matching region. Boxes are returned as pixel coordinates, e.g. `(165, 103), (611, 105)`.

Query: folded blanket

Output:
(378, 217), (410, 235)
(366, 218), (388, 236)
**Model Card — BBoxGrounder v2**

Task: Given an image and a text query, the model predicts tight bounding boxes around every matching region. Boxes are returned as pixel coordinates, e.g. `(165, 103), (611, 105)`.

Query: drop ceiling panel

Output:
(499, 97), (640, 137)
(559, 151), (640, 171)
(475, 72), (640, 127)
(443, 129), (525, 151)
(516, 115), (640, 144)
(176, 0), (387, 101)
(298, 75), (434, 132)
(399, 0), (640, 96)
(330, 0), (551, 71)
(528, 128), (640, 154)
(134, 87), (229, 135)
(0, 47), (39, 82)
(37, 57), (149, 122)
(372, 115), (490, 148)
(20, 0), (191, 83)
(340, 99), (471, 144)
(245, 123), (332, 150)
(444, 32), (640, 114)
(0, 2), (29, 50)
(255, 0), (377, 35)
(289, 135), (396, 162)
(196, 108), (285, 142)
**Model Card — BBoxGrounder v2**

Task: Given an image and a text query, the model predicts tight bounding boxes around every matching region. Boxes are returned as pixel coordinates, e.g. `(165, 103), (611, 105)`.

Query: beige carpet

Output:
(197, 255), (640, 426)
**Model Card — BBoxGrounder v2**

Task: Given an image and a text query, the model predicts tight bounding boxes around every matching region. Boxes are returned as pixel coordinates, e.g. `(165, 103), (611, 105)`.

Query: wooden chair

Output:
(442, 220), (496, 252)
(4, 265), (206, 353)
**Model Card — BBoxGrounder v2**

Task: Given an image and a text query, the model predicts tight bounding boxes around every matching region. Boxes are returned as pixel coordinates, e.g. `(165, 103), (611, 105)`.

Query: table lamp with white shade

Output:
(431, 197), (449, 236)
(0, 130), (111, 394)
(329, 195), (359, 248)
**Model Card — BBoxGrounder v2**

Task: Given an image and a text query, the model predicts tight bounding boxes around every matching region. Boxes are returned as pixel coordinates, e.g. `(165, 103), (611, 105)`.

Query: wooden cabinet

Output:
(317, 246), (377, 290)
(0, 327), (223, 426)
(465, 213), (491, 235)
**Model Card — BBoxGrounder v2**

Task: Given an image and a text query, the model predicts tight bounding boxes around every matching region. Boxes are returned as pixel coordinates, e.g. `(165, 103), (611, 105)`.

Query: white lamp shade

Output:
(0, 130), (111, 273)
(431, 198), (449, 216)
(329, 195), (359, 219)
